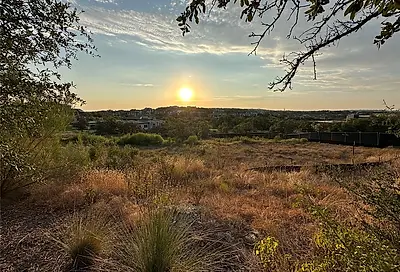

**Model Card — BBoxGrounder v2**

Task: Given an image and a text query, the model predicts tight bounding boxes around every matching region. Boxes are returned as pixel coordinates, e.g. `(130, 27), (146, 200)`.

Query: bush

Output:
(89, 145), (139, 170)
(0, 104), (79, 198)
(185, 135), (199, 145)
(298, 206), (400, 272)
(61, 133), (109, 146)
(0, 140), (90, 199)
(0, 143), (38, 198)
(281, 138), (308, 144)
(79, 133), (109, 146)
(117, 133), (164, 147)
(332, 165), (400, 249)
(162, 137), (176, 146)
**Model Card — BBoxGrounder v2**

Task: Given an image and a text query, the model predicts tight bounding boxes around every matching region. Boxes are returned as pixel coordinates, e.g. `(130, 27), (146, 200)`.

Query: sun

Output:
(178, 87), (193, 102)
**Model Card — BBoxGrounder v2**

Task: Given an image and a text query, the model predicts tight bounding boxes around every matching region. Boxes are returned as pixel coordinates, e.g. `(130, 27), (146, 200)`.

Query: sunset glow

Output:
(178, 87), (193, 102)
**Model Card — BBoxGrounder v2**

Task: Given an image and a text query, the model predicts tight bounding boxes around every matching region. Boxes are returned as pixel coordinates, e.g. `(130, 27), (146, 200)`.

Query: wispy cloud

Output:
(120, 83), (155, 87)
(72, 0), (293, 58)
(69, 0), (400, 109)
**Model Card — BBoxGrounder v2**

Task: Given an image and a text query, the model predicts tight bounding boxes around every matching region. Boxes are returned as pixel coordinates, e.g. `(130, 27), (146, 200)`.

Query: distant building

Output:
(346, 113), (371, 121)
(136, 119), (163, 131)
(121, 117), (164, 131)
(88, 121), (97, 131)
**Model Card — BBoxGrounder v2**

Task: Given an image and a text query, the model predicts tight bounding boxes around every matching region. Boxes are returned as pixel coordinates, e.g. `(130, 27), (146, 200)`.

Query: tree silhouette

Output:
(178, 0), (400, 91)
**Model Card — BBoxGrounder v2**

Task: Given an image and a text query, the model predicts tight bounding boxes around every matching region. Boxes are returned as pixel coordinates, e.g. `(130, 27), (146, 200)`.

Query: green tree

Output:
(95, 117), (140, 135)
(161, 117), (211, 140)
(178, 0), (400, 91)
(1, 0), (96, 135)
(1, 0), (96, 197)
(73, 115), (89, 131)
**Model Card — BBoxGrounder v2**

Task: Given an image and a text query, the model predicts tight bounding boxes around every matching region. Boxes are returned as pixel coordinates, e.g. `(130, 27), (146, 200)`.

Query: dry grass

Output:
(51, 209), (112, 271)
(12, 140), (399, 271)
(82, 170), (128, 198)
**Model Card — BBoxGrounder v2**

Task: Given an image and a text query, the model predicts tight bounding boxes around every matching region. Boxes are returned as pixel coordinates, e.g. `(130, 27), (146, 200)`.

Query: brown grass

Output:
(14, 140), (400, 271)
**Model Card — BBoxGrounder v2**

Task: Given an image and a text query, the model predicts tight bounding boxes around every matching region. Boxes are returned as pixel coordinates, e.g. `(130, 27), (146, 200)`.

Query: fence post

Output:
(377, 132), (380, 147)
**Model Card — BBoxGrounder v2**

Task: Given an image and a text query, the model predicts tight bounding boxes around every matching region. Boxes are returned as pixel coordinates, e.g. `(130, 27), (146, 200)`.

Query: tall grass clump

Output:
(53, 212), (109, 271)
(158, 157), (209, 186)
(112, 208), (228, 272)
(117, 133), (164, 147)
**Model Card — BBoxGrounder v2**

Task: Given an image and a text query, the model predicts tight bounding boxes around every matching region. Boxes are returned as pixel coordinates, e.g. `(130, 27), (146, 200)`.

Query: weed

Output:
(254, 236), (279, 270)
(219, 181), (230, 193)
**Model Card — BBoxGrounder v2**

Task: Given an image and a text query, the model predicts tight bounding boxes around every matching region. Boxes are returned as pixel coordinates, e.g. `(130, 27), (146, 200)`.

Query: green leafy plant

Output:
(1, 0), (96, 198)
(298, 205), (400, 272)
(254, 236), (280, 270)
(0, 106), (91, 198)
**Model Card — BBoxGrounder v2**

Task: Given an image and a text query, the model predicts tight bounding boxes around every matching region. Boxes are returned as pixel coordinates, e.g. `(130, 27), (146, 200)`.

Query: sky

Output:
(63, 0), (400, 111)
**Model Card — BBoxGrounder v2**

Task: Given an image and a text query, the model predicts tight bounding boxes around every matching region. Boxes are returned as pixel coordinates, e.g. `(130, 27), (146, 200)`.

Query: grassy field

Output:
(1, 140), (399, 271)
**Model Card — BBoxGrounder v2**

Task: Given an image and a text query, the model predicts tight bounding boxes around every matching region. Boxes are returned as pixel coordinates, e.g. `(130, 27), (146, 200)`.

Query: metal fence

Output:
(210, 131), (400, 148)
(284, 132), (400, 147)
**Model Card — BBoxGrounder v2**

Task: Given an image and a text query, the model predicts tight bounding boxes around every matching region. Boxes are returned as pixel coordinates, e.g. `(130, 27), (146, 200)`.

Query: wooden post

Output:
(352, 141), (355, 165)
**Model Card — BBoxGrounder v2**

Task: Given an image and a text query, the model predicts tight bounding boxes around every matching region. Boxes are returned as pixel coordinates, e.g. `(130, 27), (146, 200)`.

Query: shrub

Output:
(112, 208), (227, 272)
(297, 206), (400, 272)
(79, 133), (109, 146)
(49, 143), (91, 180)
(0, 143), (39, 198)
(281, 138), (308, 144)
(162, 137), (176, 146)
(104, 145), (139, 170)
(61, 133), (109, 146)
(117, 133), (164, 147)
(88, 145), (139, 170)
(332, 165), (400, 249)
(241, 136), (263, 144)
(231, 136), (262, 144)
(0, 140), (90, 199)
(185, 135), (199, 145)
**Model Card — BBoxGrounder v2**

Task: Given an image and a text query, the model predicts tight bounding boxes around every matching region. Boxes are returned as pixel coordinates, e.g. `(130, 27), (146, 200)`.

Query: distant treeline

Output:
(72, 111), (400, 142)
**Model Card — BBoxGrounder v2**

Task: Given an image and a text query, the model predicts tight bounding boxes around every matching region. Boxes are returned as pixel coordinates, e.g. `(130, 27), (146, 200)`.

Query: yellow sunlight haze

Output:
(178, 87), (193, 102)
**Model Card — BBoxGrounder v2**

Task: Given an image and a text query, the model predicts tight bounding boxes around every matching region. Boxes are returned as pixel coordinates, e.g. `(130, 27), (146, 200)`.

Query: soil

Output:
(0, 201), (69, 271)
